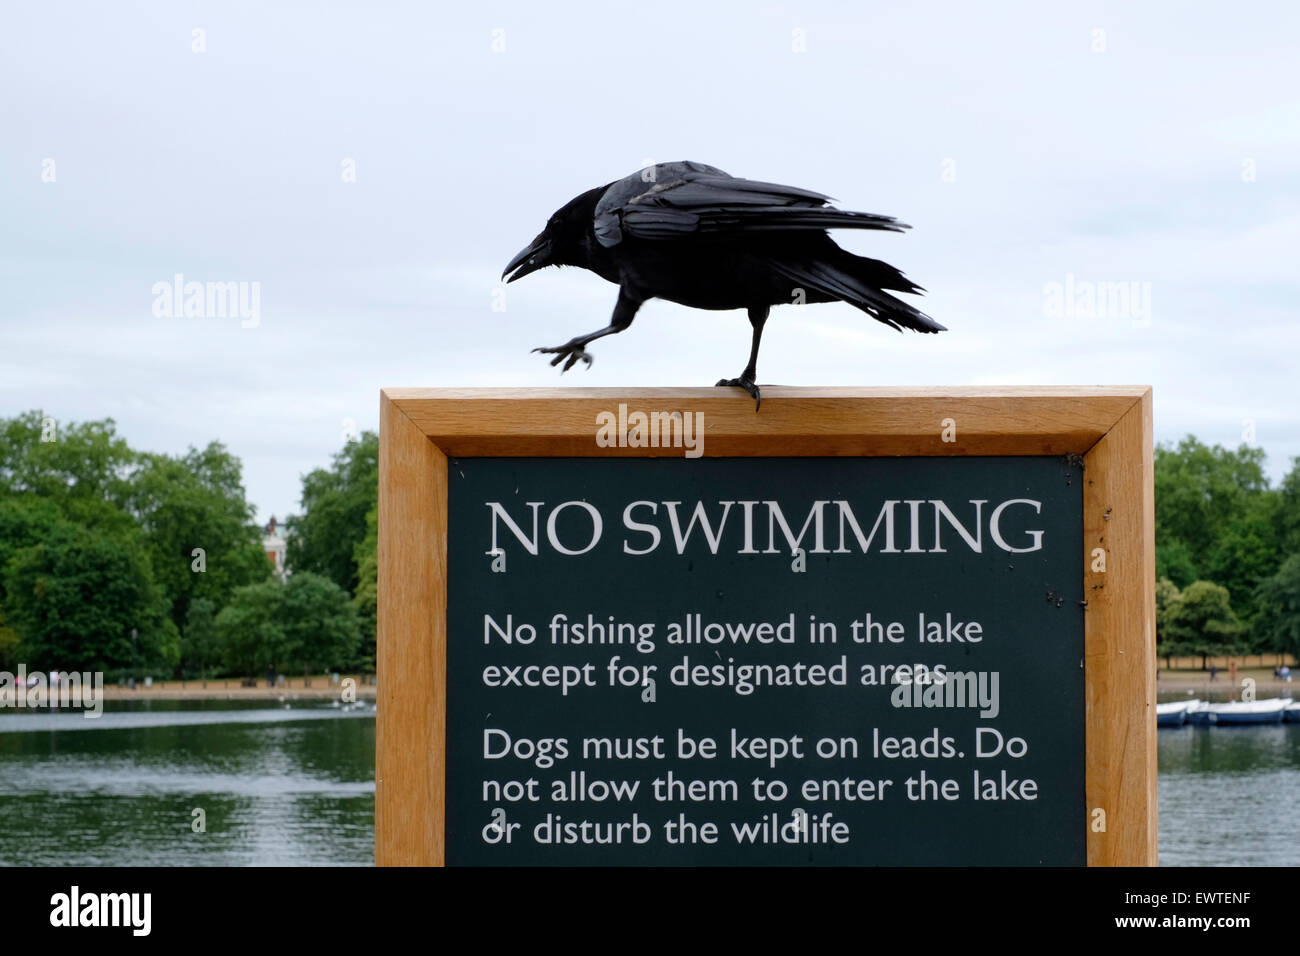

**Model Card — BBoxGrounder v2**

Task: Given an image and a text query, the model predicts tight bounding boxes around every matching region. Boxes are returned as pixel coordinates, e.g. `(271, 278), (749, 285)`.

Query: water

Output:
(0, 700), (375, 866)
(1157, 723), (1300, 866)
(0, 701), (1294, 866)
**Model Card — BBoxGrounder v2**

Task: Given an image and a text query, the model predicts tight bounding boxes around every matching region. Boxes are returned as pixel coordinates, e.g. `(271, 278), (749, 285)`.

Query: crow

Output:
(502, 161), (943, 408)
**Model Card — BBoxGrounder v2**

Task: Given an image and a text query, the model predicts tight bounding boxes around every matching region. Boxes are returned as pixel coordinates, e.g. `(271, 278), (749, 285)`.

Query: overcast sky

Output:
(4, 1), (1298, 521)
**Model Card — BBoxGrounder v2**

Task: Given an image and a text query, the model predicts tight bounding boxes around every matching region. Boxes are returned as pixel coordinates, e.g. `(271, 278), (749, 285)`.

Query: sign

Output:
(376, 387), (1156, 866)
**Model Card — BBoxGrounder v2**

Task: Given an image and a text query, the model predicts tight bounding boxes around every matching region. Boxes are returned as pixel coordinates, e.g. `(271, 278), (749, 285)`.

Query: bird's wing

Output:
(593, 162), (908, 248)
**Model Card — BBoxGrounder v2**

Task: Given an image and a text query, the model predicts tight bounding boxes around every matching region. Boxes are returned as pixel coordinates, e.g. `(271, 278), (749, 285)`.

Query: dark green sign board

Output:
(445, 456), (1084, 865)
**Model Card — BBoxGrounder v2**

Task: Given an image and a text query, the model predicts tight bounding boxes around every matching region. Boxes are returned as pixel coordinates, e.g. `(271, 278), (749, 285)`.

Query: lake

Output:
(1157, 721), (1299, 866)
(0, 700), (1294, 866)
(0, 700), (375, 866)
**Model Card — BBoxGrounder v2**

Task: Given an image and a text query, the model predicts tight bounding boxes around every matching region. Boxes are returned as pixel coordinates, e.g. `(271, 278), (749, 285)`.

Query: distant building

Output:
(263, 516), (288, 579)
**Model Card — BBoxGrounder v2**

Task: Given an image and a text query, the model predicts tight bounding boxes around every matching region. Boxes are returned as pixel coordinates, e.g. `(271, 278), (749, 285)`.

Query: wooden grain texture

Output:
(387, 386), (1147, 457)
(1083, 388), (1157, 866)
(376, 393), (446, 866)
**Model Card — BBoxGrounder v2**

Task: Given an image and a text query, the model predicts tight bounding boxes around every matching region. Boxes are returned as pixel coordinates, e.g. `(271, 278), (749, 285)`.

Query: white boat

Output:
(1205, 698), (1289, 726)
(1156, 699), (1202, 727)
(1284, 701), (1300, 723)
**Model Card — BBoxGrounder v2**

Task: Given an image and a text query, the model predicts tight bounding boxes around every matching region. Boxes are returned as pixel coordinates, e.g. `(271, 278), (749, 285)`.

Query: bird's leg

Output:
(533, 289), (642, 372)
(716, 305), (768, 409)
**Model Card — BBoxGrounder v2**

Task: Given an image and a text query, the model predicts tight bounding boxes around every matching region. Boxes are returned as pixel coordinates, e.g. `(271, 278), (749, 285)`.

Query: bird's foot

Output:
(715, 376), (762, 410)
(532, 342), (594, 373)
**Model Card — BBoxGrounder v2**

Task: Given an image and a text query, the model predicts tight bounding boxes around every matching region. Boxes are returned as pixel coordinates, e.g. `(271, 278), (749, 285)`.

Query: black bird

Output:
(502, 161), (944, 407)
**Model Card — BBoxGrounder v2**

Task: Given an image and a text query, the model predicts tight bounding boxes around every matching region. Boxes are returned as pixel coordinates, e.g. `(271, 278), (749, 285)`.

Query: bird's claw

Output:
(532, 344), (594, 373)
(715, 377), (762, 411)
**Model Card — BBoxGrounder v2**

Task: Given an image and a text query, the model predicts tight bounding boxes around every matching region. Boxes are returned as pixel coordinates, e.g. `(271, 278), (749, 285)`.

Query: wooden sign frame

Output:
(376, 386), (1156, 867)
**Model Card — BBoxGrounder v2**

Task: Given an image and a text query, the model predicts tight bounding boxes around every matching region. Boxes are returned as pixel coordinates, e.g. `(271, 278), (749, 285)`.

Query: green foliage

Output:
(181, 597), (220, 679)
(1206, 508), (1278, 639)
(0, 496), (66, 605)
(0, 496), (83, 669)
(352, 501), (378, 671)
(1163, 580), (1244, 664)
(0, 411), (134, 504)
(123, 444), (271, 631)
(0, 624), (19, 670)
(1254, 554), (1300, 658)
(1154, 437), (1270, 560)
(215, 573), (358, 676)
(1155, 538), (1198, 589)
(1154, 577), (1181, 658)
(2, 523), (177, 673)
(0, 412), (274, 676)
(215, 581), (285, 674)
(280, 572), (360, 675)
(1277, 458), (1300, 558)
(1153, 437), (1298, 645)
(286, 432), (378, 595)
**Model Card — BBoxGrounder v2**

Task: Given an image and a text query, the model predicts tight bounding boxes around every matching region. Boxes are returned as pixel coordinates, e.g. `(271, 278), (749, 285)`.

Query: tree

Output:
(3, 523), (177, 674)
(280, 572), (360, 679)
(1277, 457), (1300, 558)
(0, 411), (134, 504)
(1154, 437), (1270, 559)
(215, 581), (286, 676)
(1155, 538), (1198, 589)
(1254, 554), (1300, 659)
(214, 573), (358, 678)
(181, 597), (220, 680)
(286, 432), (378, 595)
(1154, 437), (1282, 631)
(0, 496), (76, 671)
(1206, 507), (1279, 643)
(0, 496), (66, 603)
(124, 444), (271, 634)
(0, 411), (285, 678)
(0, 620), (18, 671)
(1155, 577), (1181, 663)
(1163, 580), (1244, 669)
(352, 501), (378, 671)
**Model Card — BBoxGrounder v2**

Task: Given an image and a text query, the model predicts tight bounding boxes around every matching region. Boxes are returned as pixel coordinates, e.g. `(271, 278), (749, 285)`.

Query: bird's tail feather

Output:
(765, 254), (945, 333)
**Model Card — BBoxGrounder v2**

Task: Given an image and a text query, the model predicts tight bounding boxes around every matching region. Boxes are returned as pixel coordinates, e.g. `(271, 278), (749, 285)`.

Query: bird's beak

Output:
(502, 234), (553, 283)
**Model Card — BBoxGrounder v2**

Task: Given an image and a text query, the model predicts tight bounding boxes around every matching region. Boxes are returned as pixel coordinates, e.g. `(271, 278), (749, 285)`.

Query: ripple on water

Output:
(0, 703), (375, 866)
(1157, 724), (1300, 866)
